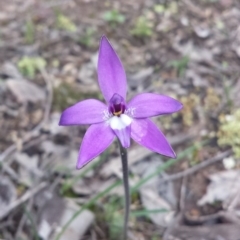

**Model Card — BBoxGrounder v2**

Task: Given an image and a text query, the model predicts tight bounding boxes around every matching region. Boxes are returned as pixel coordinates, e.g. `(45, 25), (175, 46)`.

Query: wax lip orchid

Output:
(59, 36), (183, 169)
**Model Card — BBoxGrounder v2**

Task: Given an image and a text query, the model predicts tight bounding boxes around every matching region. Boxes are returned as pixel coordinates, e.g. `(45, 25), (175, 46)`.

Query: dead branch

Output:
(0, 182), (47, 220)
(159, 150), (232, 185)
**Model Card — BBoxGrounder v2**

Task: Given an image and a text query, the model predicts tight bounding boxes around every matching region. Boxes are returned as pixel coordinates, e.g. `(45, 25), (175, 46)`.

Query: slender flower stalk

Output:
(59, 36), (183, 238)
(118, 140), (130, 240)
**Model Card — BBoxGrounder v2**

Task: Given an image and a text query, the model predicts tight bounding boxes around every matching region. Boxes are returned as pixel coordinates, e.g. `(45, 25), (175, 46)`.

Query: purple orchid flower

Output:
(59, 36), (182, 169)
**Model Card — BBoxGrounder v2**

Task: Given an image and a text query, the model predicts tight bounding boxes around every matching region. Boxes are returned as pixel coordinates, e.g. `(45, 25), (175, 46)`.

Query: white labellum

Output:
(109, 114), (132, 130)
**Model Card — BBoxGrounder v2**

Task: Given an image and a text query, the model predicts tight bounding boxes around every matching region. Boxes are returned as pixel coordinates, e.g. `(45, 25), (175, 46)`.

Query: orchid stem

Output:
(118, 141), (130, 240)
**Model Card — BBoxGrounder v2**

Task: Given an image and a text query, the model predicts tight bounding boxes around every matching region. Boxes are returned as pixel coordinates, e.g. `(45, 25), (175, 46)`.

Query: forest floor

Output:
(0, 0), (240, 239)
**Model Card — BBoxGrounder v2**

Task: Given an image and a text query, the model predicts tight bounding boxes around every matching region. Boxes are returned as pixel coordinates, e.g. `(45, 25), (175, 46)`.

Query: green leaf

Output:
(103, 10), (125, 24)
(131, 16), (153, 37)
(56, 13), (77, 32)
(168, 56), (189, 77)
(18, 56), (46, 78)
(79, 28), (95, 47)
(154, 4), (165, 13)
(131, 208), (169, 217)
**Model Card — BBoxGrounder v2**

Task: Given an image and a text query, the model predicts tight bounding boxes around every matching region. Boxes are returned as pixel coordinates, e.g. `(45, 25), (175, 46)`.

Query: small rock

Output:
(223, 157), (236, 170)
(0, 62), (23, 79)
(6, 79), (45, 104)
(181, 17), (189, 26)
(198, 170), (240, 208)
(194, 26), (211, 38)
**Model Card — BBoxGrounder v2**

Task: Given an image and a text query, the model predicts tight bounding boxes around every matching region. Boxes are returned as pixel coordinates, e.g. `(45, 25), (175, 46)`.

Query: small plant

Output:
(167, 2), (178, 14)
(18, 56), (46, 78)
(104, 196), (123, 240)
(180, 93), (200, 127)
(215, 19), (225, 30)
(56, 13), (77, 32)
(79, 28), (95, 47)
(154, 2), (178, 15)
(168, 56), (189, 77)
(154, 4), (166, 14)
(103, 10), (125, 26)
(131, 16), (153, 37)
(218, 110), (240, 158)
(25, 18), (35, 44)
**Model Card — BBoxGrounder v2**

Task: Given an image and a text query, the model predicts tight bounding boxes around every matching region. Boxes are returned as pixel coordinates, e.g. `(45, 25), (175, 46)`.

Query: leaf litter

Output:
(0, 0), (240, 239)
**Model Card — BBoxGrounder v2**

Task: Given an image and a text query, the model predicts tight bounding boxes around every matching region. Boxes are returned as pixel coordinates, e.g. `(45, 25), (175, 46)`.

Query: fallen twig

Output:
(159, 150), (232, 185)
(0, 182), (47, 220)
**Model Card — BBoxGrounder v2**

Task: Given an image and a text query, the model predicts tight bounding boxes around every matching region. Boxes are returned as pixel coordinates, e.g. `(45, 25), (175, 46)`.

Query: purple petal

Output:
(127, 93), (182, 118)
(112, 126), (131, 148)
(77, 123), (115, 169)
(59, 99), (108, 125)
(98, 36), (127, 102)
(131, 118), (176, 158)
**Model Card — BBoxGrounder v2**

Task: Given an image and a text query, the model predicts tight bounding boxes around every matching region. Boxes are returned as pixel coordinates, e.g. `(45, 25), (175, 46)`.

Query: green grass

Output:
(23, 205), (40, 240)
(131, 208), (169, 217)
(55, 180), (122, 240)
(131, 142), (205, 192)
(168, 56), (189, 77)
(25, 18), (35, 44)
(55, 141), (206, 240)
(79, 28), (95, 47)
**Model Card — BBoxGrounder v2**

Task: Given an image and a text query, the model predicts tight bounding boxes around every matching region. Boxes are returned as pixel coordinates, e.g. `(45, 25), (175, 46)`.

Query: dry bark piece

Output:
(167, 224), (240, 240)
(15, 153), (43, 187)
(37, 190), (65, 240)
(138, 157), (176, 227)
(37, 189), (93, 240)
(0, 62), (23, 79)
(6, 79), (45, 104)
(51, 200), (95, 240)
(198, 170), (240, 209)
(0, 176), (17, 214)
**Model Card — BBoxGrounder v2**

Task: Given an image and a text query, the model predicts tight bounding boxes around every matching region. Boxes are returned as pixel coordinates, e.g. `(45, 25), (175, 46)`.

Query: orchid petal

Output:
(112, 126), (131, 148)
(98, 36), (127, 102)
(131, 118), (176, 158)
(109, 114), (132, 148)
(77, 122), (115, 169)
(59, 99), (108, 125)
(127, 93), (183, 118)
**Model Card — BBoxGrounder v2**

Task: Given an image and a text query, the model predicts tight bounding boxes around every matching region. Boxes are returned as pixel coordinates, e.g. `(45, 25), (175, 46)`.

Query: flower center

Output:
(109, 93), (126, 117)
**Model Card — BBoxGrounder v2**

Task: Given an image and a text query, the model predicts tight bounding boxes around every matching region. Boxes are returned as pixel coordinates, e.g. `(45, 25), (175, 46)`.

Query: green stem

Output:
(118, 142), (129, 240)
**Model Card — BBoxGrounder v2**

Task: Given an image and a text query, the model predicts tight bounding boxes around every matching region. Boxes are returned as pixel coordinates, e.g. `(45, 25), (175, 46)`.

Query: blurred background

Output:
(0, 0), (240, 239)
